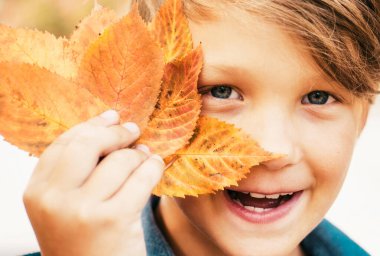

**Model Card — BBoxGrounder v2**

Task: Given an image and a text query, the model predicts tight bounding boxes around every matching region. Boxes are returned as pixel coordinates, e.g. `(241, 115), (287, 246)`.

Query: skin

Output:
(156, 8), (369, 256)
(23, 5), (369, 256)
(23, 111), (165, 256)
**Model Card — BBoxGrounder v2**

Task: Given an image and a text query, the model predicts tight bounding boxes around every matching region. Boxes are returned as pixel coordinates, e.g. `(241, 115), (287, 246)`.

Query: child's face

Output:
(160, 8), (369, 256)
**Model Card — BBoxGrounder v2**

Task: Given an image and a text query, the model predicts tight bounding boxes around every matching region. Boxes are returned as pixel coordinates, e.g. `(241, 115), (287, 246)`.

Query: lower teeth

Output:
(233, 199), (269, 213)
(244, 206), (266, 212)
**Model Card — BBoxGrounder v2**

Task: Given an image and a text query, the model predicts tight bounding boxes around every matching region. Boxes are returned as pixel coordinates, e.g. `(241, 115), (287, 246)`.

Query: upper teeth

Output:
(248, 192), (293, 199)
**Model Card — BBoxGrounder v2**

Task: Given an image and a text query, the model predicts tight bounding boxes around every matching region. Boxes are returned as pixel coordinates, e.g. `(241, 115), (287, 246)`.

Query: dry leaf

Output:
(78, 5), (164, 128)
(69, 5), (118, 69)
(0, 25), (76, 78)
(0, 62), (107, 156)
(138, 46), (203, 157)
(154, 116), (277, 197)
(0, 0), (278, 197)
(0, 4), (117, 79)
(149, 0), (193, 63)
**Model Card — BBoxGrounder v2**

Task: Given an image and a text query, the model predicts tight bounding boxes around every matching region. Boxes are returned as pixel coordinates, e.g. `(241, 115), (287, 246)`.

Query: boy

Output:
(23, 0), (379, 255)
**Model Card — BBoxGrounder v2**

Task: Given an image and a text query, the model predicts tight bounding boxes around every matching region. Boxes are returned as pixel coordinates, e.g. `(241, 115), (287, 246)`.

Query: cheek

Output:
(301, 116), (357, 197)
(174, 195), (218, 227)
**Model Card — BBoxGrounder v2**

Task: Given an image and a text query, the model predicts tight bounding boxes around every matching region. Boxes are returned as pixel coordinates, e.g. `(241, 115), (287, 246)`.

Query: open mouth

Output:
(227, 190), (295, 213)
(224, 189), (303, 223)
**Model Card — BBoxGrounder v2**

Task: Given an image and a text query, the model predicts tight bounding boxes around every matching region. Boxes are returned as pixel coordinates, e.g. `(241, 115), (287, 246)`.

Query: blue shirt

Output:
(26, 196), (369, 256)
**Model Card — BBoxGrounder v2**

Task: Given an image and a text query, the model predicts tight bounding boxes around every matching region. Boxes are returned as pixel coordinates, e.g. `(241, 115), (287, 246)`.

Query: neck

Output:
(155, 196), (225, 256)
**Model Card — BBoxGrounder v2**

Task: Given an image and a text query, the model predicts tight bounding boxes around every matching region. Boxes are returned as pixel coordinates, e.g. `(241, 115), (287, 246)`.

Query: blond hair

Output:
(137, 0), (380, 100)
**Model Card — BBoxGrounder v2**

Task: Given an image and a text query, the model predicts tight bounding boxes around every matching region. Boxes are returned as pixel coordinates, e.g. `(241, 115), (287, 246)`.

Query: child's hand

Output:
(23, 110), (164, 256)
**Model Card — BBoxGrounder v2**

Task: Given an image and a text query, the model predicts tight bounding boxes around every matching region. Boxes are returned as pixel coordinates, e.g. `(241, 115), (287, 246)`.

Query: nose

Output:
(240, 108), (302, 171)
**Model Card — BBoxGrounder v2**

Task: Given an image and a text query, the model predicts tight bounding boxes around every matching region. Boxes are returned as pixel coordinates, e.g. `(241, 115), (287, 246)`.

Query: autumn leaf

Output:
(78, 5), (164, 129)
(154, 116), (277, 197)
(0, 4), (163, 155)
(69, 4), (118, 70)
(0, 25), (76, 78)
(0, 0), (278, 197)
(0, 62), (108, 156)
(138, 46), (203, 158)
(149, 0), (193, 63)
(0, 4), (117, 79)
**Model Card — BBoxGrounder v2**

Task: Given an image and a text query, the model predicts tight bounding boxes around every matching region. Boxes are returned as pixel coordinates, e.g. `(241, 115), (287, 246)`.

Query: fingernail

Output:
(135, 144), (151, 154)
(151, 154), (165, 165)
(122, 122), (140, 135)
(100, 110), (119, 121)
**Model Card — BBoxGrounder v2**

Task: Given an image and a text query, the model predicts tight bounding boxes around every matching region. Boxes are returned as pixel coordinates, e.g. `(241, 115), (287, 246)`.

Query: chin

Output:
(177, 189), (319, 256)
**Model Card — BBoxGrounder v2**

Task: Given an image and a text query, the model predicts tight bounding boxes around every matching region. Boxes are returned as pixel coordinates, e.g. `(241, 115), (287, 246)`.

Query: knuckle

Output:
(22, 187), (36, 207)
(76, 204), (94, 224)
(139, 161), (164, 186)
(23, 184), (46, 208)
(77, 205), (120, 228)
(110, 149), (144, 164)
(66, 128), (105, 150)
(96, 210), (120, 226)
(75, 128), (103, 143)
(30, 190), (62, 216)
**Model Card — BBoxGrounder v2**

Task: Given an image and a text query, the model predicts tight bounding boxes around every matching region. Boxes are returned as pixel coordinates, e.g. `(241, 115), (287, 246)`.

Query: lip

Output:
(223, 189), (303, 224)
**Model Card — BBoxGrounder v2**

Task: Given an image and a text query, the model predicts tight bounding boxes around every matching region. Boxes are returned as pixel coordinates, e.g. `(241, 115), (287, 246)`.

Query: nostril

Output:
(258, 146), (301, 171)
(253, 132), (301, 171)
(260, 156), (293, 171)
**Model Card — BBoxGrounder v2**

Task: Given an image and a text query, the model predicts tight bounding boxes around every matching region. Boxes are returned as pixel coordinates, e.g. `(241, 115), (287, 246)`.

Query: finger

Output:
(51, 110), (121, 149)
(48, 121), (141, 190)
(80, 146), (151, 201)
(29, 110), (120, 184)
(105, 154), (165, 213)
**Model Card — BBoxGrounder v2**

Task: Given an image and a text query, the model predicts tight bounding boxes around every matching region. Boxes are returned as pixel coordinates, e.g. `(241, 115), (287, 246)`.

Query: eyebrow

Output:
(200, 63), (331, 84)
(199, 64), (253, 84)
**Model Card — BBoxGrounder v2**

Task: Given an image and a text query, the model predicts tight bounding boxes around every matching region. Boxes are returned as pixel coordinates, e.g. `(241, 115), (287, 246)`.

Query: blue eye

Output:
(208, 85), (241, 100)
(211, 86), (232, 99)
(302, 91), (335, 105)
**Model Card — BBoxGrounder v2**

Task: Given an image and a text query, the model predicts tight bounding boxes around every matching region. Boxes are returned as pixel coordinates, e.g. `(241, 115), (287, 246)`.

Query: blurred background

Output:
(0, 0), (129, 35)
(0, 0), (379, 255)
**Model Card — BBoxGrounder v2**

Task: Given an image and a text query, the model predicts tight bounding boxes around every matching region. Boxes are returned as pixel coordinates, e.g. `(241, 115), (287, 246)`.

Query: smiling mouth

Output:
(226, 189), (299, 213)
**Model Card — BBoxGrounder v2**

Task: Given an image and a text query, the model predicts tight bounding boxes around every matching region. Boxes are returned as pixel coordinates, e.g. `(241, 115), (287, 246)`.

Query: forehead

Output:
(187, 9), (326, 86)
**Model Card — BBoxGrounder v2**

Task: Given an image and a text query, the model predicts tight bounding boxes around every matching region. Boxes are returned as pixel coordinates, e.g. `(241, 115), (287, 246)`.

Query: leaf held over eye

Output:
(153, 116), (278, 197)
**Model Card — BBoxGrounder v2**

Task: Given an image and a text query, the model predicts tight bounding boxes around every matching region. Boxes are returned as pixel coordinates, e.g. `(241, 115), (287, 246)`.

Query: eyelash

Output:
(301, 90), (338, 105)
(200, 85), (338, 106)
(199, 85), (243, 100)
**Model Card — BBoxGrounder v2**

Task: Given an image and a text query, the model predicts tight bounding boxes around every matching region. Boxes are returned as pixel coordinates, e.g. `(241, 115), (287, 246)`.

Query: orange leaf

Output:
(138, 46), (203, 157)
(0, 4), (118, 79)
(0, 62), (108, 156)
(0, 25), (76, 78)
(69, 4), (118, 69)
(77, 5), (164, 128)
(149, 0), (193, 63)
(154, 116), (278, 197)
